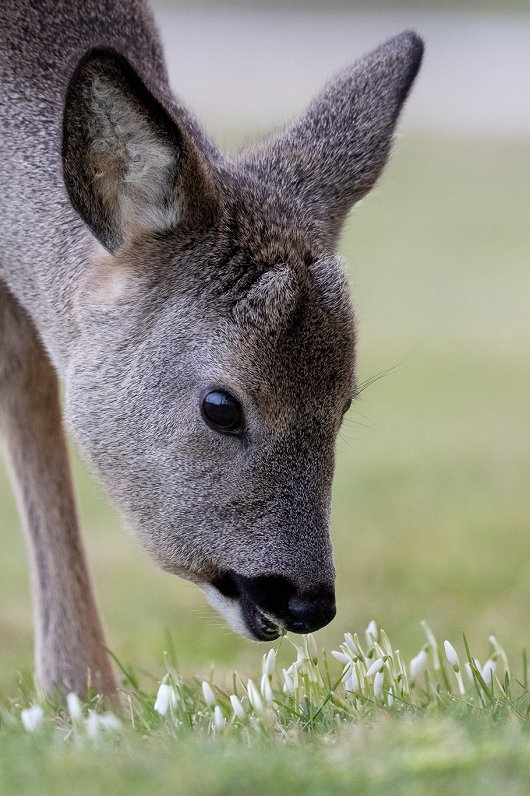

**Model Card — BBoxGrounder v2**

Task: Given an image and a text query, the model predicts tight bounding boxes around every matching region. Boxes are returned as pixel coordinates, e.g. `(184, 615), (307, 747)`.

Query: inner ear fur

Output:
(62, 48), (214, 252)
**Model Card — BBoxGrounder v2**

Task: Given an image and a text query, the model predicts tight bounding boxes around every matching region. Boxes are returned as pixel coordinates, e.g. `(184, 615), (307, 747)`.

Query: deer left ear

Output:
(242, 31), (424, 246)
(62, 48), (215, 253)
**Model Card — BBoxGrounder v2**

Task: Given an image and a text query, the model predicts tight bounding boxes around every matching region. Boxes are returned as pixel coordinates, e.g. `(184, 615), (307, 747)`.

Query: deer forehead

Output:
(207, 268), (356, 412)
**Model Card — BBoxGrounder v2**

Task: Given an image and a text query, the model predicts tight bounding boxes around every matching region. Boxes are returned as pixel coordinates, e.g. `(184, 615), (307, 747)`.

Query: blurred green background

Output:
(0, 2), (529, 692)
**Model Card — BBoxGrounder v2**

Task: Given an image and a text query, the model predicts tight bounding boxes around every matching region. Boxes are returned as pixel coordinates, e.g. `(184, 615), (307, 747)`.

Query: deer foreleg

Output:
(0, 281), (116, 697)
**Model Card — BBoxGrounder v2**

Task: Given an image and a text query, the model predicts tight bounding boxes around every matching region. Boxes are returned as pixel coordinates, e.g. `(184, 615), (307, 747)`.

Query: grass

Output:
(1, 132), (529, 791)
(1, 621), (529, 795)
(1, 721), (527, 796)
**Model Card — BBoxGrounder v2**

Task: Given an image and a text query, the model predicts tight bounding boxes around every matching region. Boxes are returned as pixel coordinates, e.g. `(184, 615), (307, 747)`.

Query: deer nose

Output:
(286, 592), (336, 634)
(213, 572), (336, 637)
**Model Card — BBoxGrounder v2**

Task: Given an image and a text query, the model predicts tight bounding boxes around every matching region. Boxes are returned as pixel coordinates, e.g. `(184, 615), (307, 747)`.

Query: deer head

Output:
(62, 32), (423, 640)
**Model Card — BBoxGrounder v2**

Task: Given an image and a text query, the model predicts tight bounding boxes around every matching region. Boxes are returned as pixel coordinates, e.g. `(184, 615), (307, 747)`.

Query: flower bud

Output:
(481, 658), (497, 684)
(366, 620), (378, 643)
(201, 681), (216, 706)
(262, 648), (276, 677)
(247, 679), (264, 713)
(230, 694), (246, 719)
(86, 710), (100, 740)
(344, 633), (360, 657)
(307, 634), (318, 662)
(261, 674), (273, 704)
(373, 671), (384, 698)
(420, 620), (441, 671)
(365, 657), (384, 677)
(332, 650), (351, 665)
(409, 649), (428, 684)
(21, 705), (44, 733)
(213, 705), (225, 731)
(464, 658), (481, 683)
(66, 693), (83, 723)
(154, 683), (176, 716)
(444, 641), (460, 672)
(344, 665), (359, 694)
(282, 668), (295, 694)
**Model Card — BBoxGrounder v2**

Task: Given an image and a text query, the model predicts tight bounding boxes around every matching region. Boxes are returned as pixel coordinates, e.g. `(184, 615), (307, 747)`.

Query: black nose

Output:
(286, 593), (336, 634)
(214, 572), (336, 637)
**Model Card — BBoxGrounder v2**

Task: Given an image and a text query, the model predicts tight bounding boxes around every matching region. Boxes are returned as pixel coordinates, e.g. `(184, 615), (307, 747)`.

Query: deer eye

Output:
(201, 390), (243, 434)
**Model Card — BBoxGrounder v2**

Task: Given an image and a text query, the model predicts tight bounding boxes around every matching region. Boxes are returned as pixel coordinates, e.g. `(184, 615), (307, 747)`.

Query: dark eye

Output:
(201, 390), (243, 434)
(343, 398), (352, 415)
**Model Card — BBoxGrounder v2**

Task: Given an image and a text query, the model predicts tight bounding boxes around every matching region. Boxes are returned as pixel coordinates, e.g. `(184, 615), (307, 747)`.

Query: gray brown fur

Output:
(0, 0), (423, 696)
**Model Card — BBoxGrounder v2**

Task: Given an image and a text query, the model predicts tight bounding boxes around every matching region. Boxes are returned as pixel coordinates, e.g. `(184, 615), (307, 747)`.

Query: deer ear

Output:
(62, 48), (213, 253)
(244, 31), (423, 245)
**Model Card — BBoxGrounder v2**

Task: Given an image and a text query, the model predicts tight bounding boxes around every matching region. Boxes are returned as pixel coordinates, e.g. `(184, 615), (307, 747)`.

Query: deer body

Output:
(0, 0), (423, 696)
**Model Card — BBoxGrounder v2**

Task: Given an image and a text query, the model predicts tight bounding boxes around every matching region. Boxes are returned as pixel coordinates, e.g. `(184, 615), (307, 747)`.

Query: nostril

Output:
(287, 593), (336, 634)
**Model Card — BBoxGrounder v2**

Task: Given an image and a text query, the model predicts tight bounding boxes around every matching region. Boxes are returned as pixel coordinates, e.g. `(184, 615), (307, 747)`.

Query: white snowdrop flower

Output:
(444, 641), (466, 695)
(154, 683), (175, 716)
(387, 687), (394, 707)
(444, 640), (460, 672)
(262, 649), (276, 677)
(86, 710), (100, 741)
(420, 620), (441, 671)
(307, 634), (318, 662)
(98, 712), (122, 733)
(213, 705), (225, 731)
(365, 657), (384, 677)
(201, 681), (216, 706)
(66, 693), (83, 723)
(481, 658), (497, 684)
(21, 705), (44, 733)
(332, 650), (351, 665)
(409, 649), (428, 684)
(260, 674), (273, 704)
(282, 668), (295, 694)
(380, 630), (394, 659)
(464, 658), (481, 683)
(489, 635), (509, 673)
(230, 694), (246, 720)
(344, 665), (359, 694)
(373, 671), (384, 698)
(344, 633), (359, 657)
(366, 620), (378, 643)
(247, 679), (264, 713)
(287, 653), (303, 675)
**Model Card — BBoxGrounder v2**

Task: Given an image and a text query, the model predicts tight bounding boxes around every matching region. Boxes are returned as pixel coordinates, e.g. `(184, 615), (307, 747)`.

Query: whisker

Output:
(353, 360), (406, 399)
(348, 407), (375, 425)
(342, 417), (373, 430)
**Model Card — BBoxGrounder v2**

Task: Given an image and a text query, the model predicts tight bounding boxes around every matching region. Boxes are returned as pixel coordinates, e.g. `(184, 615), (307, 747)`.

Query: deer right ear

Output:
(62, 48), (214, 253)
(242, 31), (423, 247)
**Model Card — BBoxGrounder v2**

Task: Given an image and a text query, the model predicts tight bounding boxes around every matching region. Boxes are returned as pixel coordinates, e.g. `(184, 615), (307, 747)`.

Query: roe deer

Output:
(0, 0), (423, 696)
